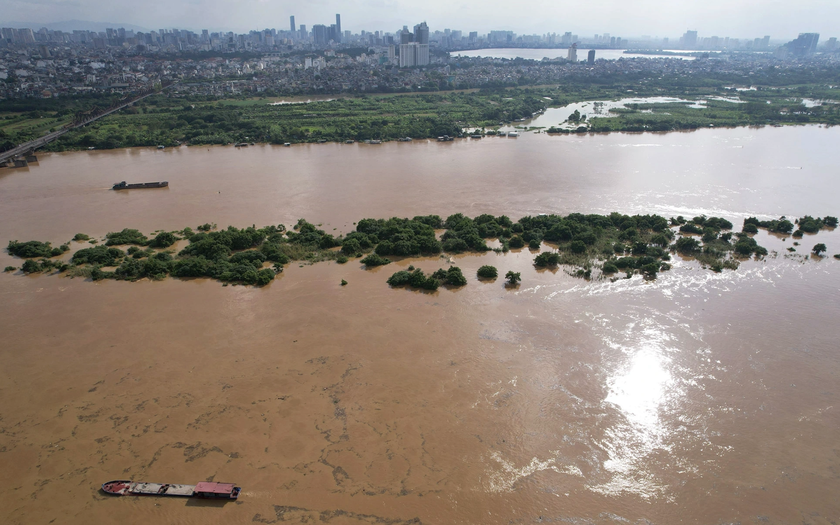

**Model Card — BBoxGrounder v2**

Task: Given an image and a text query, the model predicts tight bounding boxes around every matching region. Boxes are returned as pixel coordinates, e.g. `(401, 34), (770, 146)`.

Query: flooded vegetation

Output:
(9, 210), (837, 285)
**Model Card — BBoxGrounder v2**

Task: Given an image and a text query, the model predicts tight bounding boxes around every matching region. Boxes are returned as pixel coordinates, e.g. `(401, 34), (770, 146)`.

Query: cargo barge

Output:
(112, 181), (169, 190)
(101, 480), (241, 499)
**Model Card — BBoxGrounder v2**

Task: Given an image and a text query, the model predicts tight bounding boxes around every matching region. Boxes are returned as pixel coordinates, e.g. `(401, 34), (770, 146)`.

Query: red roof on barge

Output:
(194, 482), (236, 494)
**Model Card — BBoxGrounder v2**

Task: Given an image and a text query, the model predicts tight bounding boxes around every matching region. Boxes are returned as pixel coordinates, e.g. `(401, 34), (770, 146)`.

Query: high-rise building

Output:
(290, 16), (295, 33)
(567, 43), (577, 62)
(682, 30), (698, 48)
(400, 43), (417, 67)
(785, 33), (819, 56)
(335, 14), (341, 43)
(414, 22), (429, 45)
(489, 31), (514, 44)
(312, 24), (328, 46)
(399, 22), (430, 67)
(826, 37), (838, 51)
(587, 49), (595, 64)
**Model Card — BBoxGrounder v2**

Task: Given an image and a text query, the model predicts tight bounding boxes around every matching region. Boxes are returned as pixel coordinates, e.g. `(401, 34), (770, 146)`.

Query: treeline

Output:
(6, 75), (838, 152)
(41, 91), (548, 151)
(12, 210), (834, 286)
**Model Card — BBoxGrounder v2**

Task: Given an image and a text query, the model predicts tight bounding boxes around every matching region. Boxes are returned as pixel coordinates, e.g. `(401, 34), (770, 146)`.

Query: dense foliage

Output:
(360, 253), (391, 267)
(477, 265), (498, 279)
(34, 91), (546, 150)
(7, 209), (834, 286)
(386, 268), (440, 290)
(7, 240), (67, 258)
(3, 71), (840, 151)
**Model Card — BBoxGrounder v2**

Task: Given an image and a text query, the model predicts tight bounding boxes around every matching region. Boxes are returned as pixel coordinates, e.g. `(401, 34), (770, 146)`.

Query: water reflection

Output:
(592, 319), (682, 499)
(606, 345), (673, 434)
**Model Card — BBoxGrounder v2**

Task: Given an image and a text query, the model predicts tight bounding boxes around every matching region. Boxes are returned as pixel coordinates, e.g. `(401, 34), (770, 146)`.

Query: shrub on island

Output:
(7, 240), (66, 258)
(534, 252), (561, 267)
(602, 262), (619, 274)
(360, 253), (391, 267)
(386, 269), (439, 290)
(105, 228), (149, 246)
(149, 231), (178, 248)
(477, 265), (498, 279)
(72, 245), (124, 266)
(675, 237), (701, 253)
(431, 266), (467, 286)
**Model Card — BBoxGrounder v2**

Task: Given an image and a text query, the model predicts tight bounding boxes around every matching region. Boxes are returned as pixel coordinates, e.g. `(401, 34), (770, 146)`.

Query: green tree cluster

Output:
(7, 240), (68, 258)
(477, 265), (498, 279)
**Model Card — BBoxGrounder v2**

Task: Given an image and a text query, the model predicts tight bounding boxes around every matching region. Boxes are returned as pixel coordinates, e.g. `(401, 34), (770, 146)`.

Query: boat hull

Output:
(101, 480), (240, 499)
(112, 181), (169, 190)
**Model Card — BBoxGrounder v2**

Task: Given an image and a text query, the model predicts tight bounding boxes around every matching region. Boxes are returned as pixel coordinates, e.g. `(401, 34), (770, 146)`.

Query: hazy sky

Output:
(6, 0), (839, 39)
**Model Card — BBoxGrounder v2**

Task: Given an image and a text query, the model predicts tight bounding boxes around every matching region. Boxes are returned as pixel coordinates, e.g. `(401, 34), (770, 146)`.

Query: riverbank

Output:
(2, 78), (838, 152)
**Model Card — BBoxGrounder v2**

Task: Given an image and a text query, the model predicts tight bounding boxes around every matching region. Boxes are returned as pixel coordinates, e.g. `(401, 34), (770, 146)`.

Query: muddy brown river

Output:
(1, 127), (839, 524)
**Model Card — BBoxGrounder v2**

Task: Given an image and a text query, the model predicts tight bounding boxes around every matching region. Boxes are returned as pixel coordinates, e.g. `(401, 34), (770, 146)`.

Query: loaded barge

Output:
(112, 181), (169, 190)
(101, 480), (241, 499)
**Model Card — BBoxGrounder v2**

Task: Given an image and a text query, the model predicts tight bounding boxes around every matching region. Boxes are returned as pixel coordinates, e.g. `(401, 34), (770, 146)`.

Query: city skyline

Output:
(4, 0), (840, 40)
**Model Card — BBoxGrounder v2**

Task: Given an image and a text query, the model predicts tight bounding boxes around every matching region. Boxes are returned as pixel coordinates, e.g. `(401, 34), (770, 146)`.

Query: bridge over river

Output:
(0, 83), (175, 168)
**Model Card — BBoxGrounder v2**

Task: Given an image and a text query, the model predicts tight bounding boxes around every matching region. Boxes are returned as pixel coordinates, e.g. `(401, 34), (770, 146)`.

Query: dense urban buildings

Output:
(399, 22), (430, 67)
(0, 17), (837, 100)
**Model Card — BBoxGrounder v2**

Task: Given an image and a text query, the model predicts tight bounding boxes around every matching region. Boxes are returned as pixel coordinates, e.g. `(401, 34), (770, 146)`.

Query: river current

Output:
(1, 126), (839, 524)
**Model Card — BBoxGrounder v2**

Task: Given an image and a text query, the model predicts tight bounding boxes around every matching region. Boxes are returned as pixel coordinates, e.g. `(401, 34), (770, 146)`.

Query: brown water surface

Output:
(1, 127), (840, 524)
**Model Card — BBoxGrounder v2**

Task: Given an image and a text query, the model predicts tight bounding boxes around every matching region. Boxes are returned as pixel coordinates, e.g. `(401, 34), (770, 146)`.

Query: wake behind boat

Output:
(101, 480), (241, 499)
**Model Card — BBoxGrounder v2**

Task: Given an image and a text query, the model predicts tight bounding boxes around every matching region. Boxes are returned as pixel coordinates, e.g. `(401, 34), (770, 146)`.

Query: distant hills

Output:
(4, 20), (148, 32)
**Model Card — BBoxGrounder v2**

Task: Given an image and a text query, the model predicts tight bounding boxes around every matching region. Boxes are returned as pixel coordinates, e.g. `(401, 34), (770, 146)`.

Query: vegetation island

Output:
(5, 212), (837, 289)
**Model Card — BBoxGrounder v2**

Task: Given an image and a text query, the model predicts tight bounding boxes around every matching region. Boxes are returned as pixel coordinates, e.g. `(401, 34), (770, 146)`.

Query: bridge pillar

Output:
(25, 154), (38, 163)
(13, 159), (29, 168)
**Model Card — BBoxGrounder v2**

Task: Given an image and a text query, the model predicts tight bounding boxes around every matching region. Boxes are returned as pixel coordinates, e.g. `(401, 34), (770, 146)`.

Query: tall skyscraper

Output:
(786, 33), (819, 56)
(567, 43), (577, 62)
(414, 22), (429, 45)
(335, 14), (341, 43)
(588, 49), (596, 64)
(313, 24), (328, 46)
(290, 16), (295, 33)
(682, 30), (698, 48)
(399, 22), (430, 67)
(400, 43), (417, 67)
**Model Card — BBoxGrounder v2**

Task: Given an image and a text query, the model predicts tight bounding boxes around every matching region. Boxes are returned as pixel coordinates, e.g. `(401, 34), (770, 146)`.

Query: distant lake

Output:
(453, 48), (701, 61)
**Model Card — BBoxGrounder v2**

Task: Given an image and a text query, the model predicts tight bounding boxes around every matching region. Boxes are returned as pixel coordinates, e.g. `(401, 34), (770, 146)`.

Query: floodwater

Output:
(453, 48), (702, 61)
(1, 127), (840, 524)
(518, 96), (745, 131)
